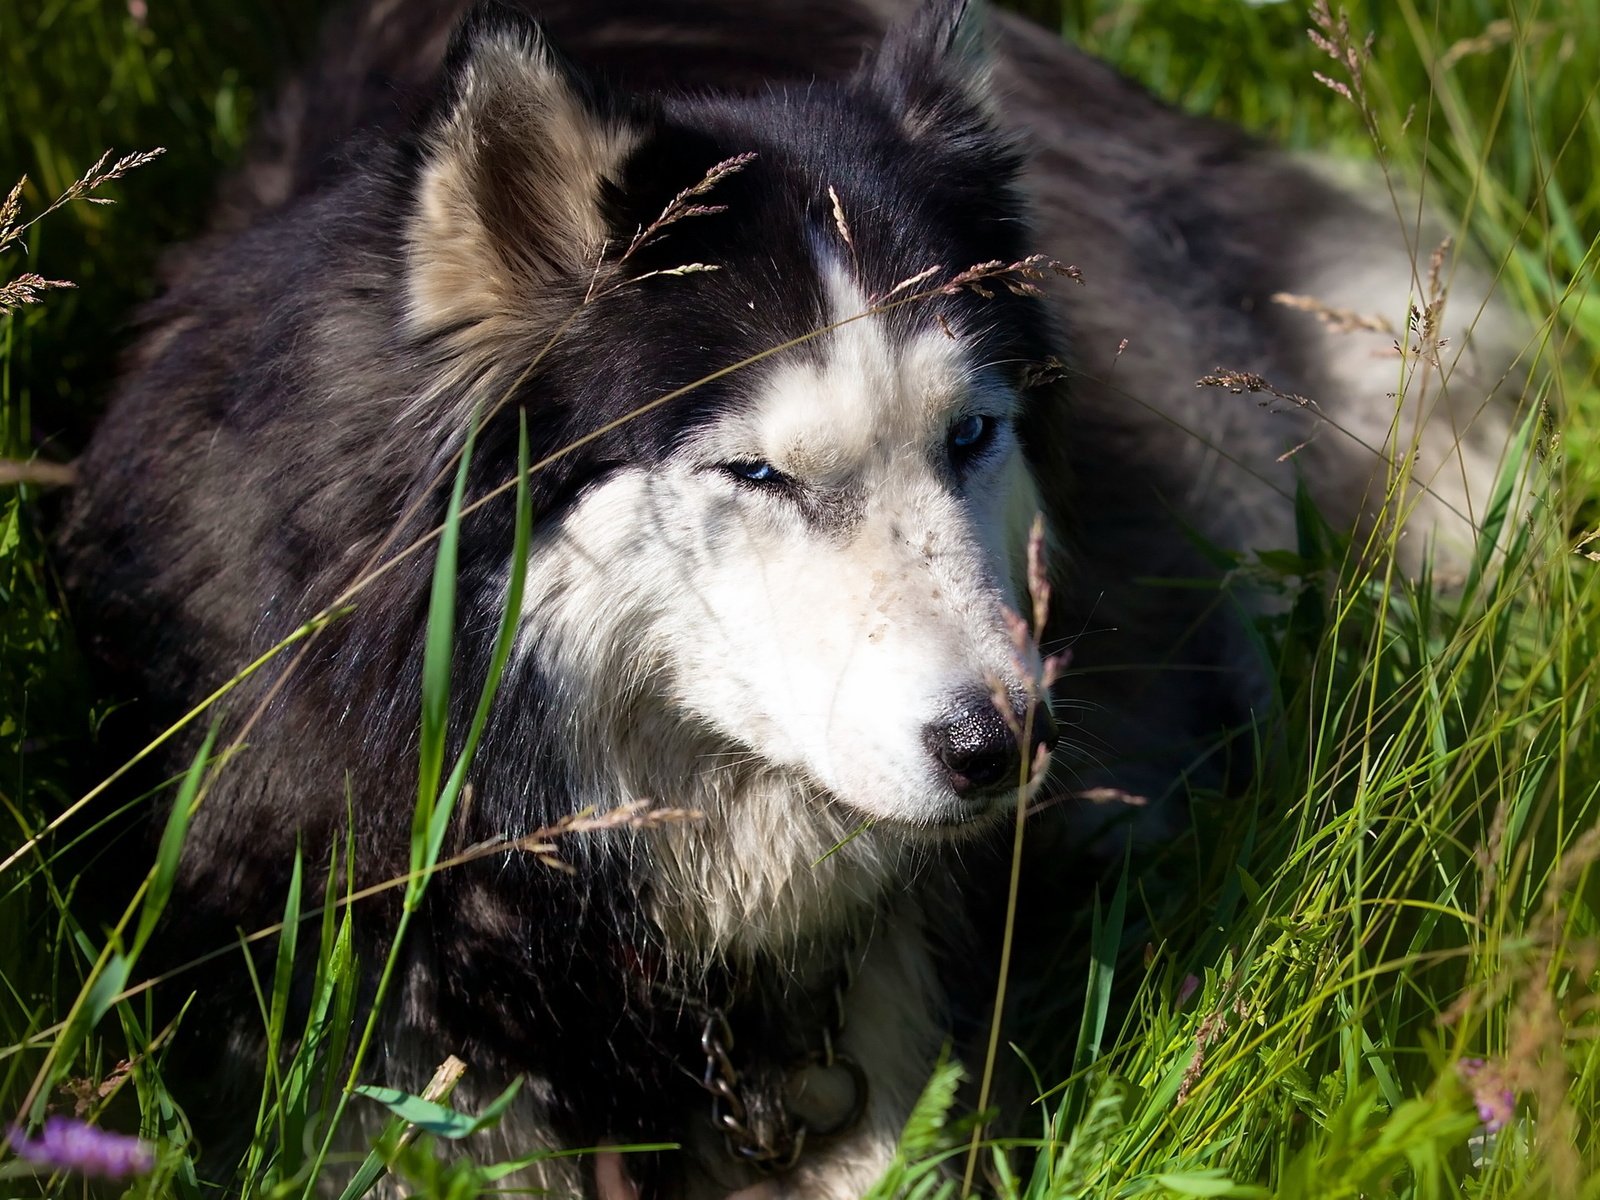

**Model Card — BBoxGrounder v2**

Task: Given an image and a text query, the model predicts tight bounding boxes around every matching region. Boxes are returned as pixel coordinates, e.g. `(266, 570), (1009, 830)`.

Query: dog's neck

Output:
(631, 764), (915, 969)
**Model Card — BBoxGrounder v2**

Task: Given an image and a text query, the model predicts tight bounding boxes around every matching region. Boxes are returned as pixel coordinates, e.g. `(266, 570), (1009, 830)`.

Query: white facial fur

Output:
(515, 265), (1047, 956)
(665, 271), (1044, 822)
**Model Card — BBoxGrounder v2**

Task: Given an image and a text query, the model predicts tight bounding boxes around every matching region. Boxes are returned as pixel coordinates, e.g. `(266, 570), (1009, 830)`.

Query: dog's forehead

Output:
(703, 262), (1012, 474)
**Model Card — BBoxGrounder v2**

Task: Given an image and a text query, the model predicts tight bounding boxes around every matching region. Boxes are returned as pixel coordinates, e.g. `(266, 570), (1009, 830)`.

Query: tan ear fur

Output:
(406, 18), (641, 334)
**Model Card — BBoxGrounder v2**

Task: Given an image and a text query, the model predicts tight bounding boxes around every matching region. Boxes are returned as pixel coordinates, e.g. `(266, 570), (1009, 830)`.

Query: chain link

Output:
(699, 1006), (806, 1170)
(695, 955), (868, 1172)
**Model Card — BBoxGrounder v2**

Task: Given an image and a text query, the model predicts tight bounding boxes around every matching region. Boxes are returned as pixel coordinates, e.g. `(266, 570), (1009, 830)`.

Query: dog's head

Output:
(409, 1), (1064, 842)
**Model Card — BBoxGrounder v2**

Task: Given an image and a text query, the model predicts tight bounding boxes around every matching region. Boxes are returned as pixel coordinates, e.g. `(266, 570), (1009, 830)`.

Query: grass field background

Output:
(3, 0), (1599, 1196)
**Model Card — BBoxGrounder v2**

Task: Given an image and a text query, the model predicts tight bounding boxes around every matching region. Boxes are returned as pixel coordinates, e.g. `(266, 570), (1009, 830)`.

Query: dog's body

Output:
(58, 0), (1519, 1196)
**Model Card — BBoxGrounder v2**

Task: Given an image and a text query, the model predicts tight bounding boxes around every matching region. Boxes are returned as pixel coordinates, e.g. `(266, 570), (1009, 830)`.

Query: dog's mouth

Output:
(841, 745), (1056, 841)
(922, 804), (1013, 835)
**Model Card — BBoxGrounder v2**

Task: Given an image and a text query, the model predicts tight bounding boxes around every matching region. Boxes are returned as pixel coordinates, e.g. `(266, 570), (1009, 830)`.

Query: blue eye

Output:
(724, 460), (784, 485)
(949, 414), (993, 454)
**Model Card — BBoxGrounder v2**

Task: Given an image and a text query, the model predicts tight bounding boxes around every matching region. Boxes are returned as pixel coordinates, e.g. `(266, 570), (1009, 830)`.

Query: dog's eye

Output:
(722, 460), (789, 488)
(947, 414), (995, 466)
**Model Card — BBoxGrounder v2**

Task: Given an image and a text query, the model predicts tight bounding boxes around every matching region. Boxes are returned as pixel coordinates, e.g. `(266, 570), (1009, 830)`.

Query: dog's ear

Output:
(862, 0), (998, 142)
(405, 2), (650, 331)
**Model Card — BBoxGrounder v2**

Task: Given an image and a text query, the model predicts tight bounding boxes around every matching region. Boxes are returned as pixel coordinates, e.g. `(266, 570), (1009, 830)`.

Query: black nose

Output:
(925, 693), (1059, 798)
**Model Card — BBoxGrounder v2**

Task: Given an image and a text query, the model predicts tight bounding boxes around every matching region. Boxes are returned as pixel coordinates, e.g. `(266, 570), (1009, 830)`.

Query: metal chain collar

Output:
(695, 960), (870, 1172)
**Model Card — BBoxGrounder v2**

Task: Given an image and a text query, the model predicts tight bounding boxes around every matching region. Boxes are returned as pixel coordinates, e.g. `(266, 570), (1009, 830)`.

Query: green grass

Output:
(3, 0), (1599, 1197)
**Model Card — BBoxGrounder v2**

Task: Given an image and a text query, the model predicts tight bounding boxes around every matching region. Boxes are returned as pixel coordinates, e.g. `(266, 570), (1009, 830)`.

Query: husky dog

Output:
(57, 0), (1519, 1195)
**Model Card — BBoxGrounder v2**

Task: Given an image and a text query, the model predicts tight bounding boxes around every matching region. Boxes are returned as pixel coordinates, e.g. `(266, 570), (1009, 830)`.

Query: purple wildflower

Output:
(6, 1117), (154, 1179)
(1472, 1086), (1516, 1133)
(1456, 1057), (1516, 1134)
